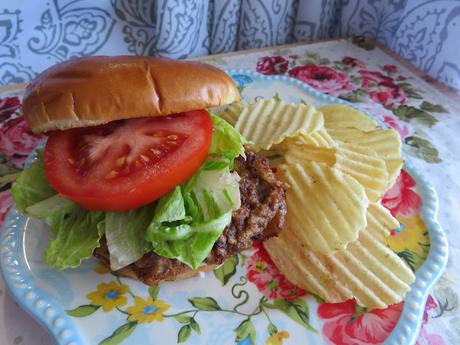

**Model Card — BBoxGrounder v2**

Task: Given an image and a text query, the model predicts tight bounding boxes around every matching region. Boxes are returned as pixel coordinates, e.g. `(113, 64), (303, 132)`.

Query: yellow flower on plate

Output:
(266, 331), (289, 345)
(387, 214), (429, 254)
(86, 281), (129, 312)
(127, 296), (171, 324)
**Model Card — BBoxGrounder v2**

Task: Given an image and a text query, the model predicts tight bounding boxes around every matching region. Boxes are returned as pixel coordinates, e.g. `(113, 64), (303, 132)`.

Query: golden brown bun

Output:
(23, 56), (240, 133)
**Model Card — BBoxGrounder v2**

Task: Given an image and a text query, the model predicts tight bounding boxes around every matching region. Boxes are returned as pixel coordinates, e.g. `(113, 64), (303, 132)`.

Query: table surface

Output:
(0, 38), (459, 345)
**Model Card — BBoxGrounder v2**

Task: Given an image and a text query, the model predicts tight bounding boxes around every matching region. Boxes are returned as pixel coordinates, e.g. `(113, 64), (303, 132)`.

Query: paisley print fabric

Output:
(0, 1), (459, 88)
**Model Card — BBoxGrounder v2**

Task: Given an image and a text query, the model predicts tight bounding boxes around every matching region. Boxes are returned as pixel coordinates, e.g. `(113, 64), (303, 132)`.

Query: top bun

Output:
(23, 56), (240, 133)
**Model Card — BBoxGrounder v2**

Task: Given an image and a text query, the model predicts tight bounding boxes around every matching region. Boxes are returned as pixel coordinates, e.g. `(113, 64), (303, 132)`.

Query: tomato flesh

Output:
(44, 110), (213, 211)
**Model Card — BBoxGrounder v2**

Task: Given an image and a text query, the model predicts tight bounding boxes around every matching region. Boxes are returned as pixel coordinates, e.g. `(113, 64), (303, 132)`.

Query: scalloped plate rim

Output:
(0, 70), (448, 345)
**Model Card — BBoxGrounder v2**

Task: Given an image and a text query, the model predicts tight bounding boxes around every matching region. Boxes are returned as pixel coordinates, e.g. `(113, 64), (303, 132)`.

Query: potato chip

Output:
(366, 203), (400, 241)
(335, 143), (389, 202)
(283, 141), (389, 202)
(216, 101), (246, 126)
(281, 128), (337, 149)
(277, 162), (368, 253)
(284, 142), (335, 165)
(320, 104), (379, 131)
(328, 128), (403, 188)
(234, 99), (324, 151)
(264, 203), (413, 309)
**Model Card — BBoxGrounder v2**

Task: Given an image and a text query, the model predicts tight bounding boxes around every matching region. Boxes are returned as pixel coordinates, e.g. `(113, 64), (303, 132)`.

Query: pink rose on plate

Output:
(358, 70), (406, 108)
(383, 115), (409, 139)
(0, 116), (45, 165)
(383, 64), (398, 73)
(358, 70), (394, 88)
(341, 56), (365, 68)
(368, 87), (406, 109)
(246, 241), (306, 301)
(318, 299), (403, 345)
(382, 169), (421, 218)
(288, 65), (353, 95)
(256, 56), (289, 75)
(0, 190), (13, 225)
(0, 96), (21, 121)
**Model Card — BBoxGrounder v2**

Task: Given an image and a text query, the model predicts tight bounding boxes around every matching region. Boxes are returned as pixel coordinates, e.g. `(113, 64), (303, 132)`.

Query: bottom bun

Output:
(94, 150), (287, 285)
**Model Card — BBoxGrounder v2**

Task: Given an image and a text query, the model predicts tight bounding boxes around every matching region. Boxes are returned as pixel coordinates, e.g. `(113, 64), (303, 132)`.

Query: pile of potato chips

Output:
(218, 99), (415, 309)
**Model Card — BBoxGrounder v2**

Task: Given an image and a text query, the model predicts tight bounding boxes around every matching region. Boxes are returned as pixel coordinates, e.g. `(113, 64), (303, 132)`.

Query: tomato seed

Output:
(167, 135), (178, 140)
(105, 170), (118, 179)
(140, 154), (150, 162)
(67, 158), (75, 165)
(116, 156), (126, 167)
(150, 148), (161, 155)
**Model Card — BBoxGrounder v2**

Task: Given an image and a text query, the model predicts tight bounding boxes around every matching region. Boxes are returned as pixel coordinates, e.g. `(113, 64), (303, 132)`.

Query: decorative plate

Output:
(0, 71), (448, 345)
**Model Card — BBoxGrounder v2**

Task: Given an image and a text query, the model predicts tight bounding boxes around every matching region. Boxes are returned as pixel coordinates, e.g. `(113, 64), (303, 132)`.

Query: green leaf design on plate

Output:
(398, 245), (430, 272)
(404, 135), (442, 163)
(214, 255), (239, 286)
(148, 285), (159, 300)
(332, 62), (352, 73)
(175, 315), (193, 324)
(66, 304), (100, 317)
(396, 82), (423, 99)
(420, 101), (448, 113)
(0, 153), (21, 190)
(190, 318), (201, 334)
(351, 36), (375, 50)
(234, 319), (256, 345)
(98, 322), (137, 345)
(311, 293), (325, 304)
(267, 323), (278, 336)
(392, 105), (438, 127)
(338, 89), (366, 103)
(300, 52), (330, 66)
(265, 298), (317, 333)
(178, 324), (192, 343)
(188, 297), (221, 311)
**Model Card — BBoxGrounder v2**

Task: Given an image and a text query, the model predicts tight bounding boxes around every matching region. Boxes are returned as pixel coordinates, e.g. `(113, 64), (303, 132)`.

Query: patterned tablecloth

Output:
(0, 38), (459, 345)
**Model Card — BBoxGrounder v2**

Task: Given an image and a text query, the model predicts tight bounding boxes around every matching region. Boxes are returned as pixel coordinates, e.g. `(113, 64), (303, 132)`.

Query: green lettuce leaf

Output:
(153, 186), (187, 223)
(105, 204), (156, 270)
(146, 168), (240, 269)
(11, 153), (56, 213)
(26, 195), (74, 221)
(204, 114), (247, 170)
(44, 204), (105, 270)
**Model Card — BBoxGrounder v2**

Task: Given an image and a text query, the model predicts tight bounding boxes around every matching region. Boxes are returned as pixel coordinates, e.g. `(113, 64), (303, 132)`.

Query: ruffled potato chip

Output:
(277, 162), (369, 253)
(283, 141), (389, 202)
(216, 101), (246, 126)
(334, 143), (389, 202)
(264, 203), (413, 309)
(280, 128), (337, 149)
(234, 99), (324, 151)
(320, 104), (379, 131)
(328, 128), (403, 188)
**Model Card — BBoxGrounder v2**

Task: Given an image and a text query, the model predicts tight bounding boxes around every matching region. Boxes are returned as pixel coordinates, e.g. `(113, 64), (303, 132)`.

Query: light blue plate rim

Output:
(0, 70), (448, 345)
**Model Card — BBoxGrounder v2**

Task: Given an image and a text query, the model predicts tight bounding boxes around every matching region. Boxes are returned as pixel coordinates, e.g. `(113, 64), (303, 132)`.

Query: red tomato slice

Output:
(44, 110), (213, 211)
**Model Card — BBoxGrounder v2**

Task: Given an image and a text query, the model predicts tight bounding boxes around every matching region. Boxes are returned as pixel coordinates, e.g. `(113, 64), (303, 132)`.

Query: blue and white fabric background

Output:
(1, 0), (459, 92)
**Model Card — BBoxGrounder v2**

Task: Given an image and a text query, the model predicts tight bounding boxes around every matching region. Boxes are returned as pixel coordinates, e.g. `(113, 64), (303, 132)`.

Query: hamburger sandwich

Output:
(11, 56), (287, 285)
